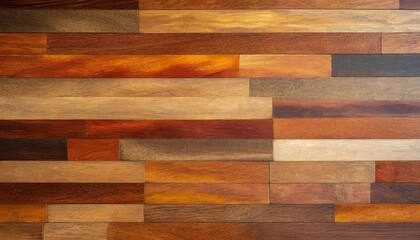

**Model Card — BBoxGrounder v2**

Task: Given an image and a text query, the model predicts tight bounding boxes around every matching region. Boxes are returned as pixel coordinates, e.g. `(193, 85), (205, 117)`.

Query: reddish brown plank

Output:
(0, 223), (43, 240)
(400, 0), (420, 9)
(382, 34), (420, 54)
(0, 120), (86, 138)
(0, 34), (46, 55)
(376, 161), (420, 182)
(67, 139), (119, 161)
(0, 0), (138, 9)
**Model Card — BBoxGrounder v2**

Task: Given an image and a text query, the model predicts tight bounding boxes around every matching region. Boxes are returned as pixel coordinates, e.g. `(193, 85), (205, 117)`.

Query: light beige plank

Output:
(43, 223), (107, 240)
(48, 205), (143, 222)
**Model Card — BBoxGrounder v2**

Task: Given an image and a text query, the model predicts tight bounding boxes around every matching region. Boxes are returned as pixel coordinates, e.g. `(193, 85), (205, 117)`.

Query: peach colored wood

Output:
(44, 223), (107, 240)
(382, 34), (420, 53)
(0, 204), (46, 223)
(335, 204), (420, 222)
(0, 34), (46, 54)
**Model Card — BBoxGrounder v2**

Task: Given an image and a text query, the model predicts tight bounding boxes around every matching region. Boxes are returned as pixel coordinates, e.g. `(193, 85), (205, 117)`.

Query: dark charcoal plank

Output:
(332, 55), (420, 77)
(0, 138), (67, 160)
(0, 183), (144, 204)
(0, 223), (42, 240)
(0, 120), (86, 138)
(371, 183), (420, 204)
(400, 0), (420, 9)
(0, 0), (137, 9)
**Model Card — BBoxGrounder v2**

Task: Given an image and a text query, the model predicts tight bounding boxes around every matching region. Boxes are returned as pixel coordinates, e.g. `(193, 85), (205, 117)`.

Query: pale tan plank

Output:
(43, 223), (107, 240)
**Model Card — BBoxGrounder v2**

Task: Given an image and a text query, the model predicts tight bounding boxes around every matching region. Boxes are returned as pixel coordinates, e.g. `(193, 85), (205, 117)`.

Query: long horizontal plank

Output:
(0, 161), (144, 183)
(382, 34), (420, 54)
(400, 0), (420, 9)
(376, 161), (420, 182)
(67, 139), (119, 161)
(0, 0), (138, 9)
(0, 120), (86, 138)
(121, 139), (273, 161)
(44, 223), (107, 240)
(372, 183), (420, 204)
(335, 204), (420, 222)
(139, 10), (420, 33)
(0, 34), (46, 55)
(0, 139), (66, 160)
(0, 97), (271, 120)
(47, 33), (381, 54)
(0, 223), (42, 240)
(0, 204), (46, 223)
(0, 183), (144, 204)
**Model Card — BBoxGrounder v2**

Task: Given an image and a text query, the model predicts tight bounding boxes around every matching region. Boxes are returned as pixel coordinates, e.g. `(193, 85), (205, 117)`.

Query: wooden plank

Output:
(250, 78), (420, 100)
(274, 140), (420, 161)
(145, 184), (269, 204)
(382, 34), (420, 53)
(67, 139), (119, 161)
(332, 55), (420, 77)
(0, 78), (249, 97)
(0, 223), (42, 240)
(270, 184), (370, 204)
(0, 0), (138, 9)
(139, 10), (420, 33)
(0, 183), (144, 204)
(372, 183), (420, 204)
(144, 205), (334, 223)
(48, 204), (143, 222)
(0, 120), (86, 138)
(44, 223), (107, 240)
(0, 161), (144, 183)
(270, 162), (375, 183)
(0, 97), (271, 120)
(0, 10), (138, 32)
(47, 33), (381, 54)
(0, 205), (46, 223)
(376, 161), (420, 182)
(0, 34), (46, 55)
(145, 162), (268, 183)
(0, 139), (67, 160)
(273, 100), (420, 118)
(121, 139), (273, 161)
(335, 204), (420, 222)
(274, 118), (420, 139)
(400, 0), (420, 9)
(0, 55), (238, 78)
(88, 120), (273, 139)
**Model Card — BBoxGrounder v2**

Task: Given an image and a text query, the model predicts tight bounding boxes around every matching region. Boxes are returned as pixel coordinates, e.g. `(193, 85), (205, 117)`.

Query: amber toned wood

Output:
(0, 223), (42, 240)
(372, 183), (420, 204)
(0, 205), (46, 223)
(145, 184), (269, 204)
(44, 223), (107, 240)
(0, 0), (138, 9)
(67, 139), (119, 161)
(382, 34), (420, 54)
(400, 0), (420, 9)
(0, 120), (86, 138)
(376, 161), (420, 182)
(0, 139), (67, 160)
(274, 118), (420, 139)
(0, 34), (46, 55)
(336, 204), (420, 222)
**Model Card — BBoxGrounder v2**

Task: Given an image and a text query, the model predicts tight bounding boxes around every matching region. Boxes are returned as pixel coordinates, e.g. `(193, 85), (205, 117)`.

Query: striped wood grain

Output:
(0, 205), (46, 223)
(371, 183), (420, 204)
(335, 204), (420, 222)
(0, 223), (42, 240)
(376, 161), (420, 182)
(0, 138), (67, 160)
(67, 139), (119, 161)
(0, 34), (46, 55)
(382, 34), (420, 53)
(0, 120), (86, 138)
(44, 223), (107, 240)
(0, 0), (138, 9)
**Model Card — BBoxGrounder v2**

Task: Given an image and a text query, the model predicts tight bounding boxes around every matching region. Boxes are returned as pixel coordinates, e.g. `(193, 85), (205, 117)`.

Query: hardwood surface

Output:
(400, 0), (420, 9)
(0, 138), (67, 160)
(376, 161), (420, 182)
(382, 34), (420, 53)
(371, 183), (420, 204)
(335, 204), (420, 222)
(0, 34), (46, 55)
(67, 139), (119, 161)
(44, 223), (107, 240)
(0, 120), (86, 138)
(0, 0), (138, 9)
(0, 205), (46, 223)
(0, 223), (42, 240)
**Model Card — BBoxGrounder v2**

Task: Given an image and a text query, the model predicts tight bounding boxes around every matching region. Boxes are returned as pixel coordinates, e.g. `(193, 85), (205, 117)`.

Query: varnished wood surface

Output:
(0, 223), (42, 240)
(376, 161), (420, 182)
(0, 204), (46, 223)
(44, 223), (107, 240)
(335, 204), (420, 222)
(67, 139), (119, 161)
(382, 34), (420, 53)
(371, 183), (420, 204)
(0, 120), (86, 138)
(0, 34), (46, 55)
(0, 0), (138, 9)
(0, 138), (67, 160)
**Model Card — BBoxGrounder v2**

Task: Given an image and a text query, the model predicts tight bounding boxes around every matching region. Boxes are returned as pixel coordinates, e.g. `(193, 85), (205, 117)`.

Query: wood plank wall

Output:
(0, 0), (419, 239)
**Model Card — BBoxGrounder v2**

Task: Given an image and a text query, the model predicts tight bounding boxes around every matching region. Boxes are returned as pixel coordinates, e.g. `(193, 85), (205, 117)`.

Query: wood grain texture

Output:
(0, 183), (144, 204)
(270, 162), (374, 183)
(0, 55), (238, 78)
(0, 97), (271, 120)
(0, 34), (46, 55)
(48, 204), (143, 222)
(376, 161), (420, 182)
(145, 184), (269, 204)
(371, 183), (420, 204)
(335, 204), (420, 222)
(145, 162), (268, 183)
(47, 33), (381, 54)
(0, 10), (138, 32)
(144, 205), (334, 223)
(139, 10), (420, 33)
(273, 100), (420, 118)
(274, 139), (420, 161)
(382, 34), (420, 53)
(0, 139), (67, 160)
(251, 78), (420, 100)
(0, 223), (42, 240)
(0, 120), (86, 138)
(0, 205), (46, 223)
(0, 0), (138, 9)
(400, 0), (420, 9)
(67, 139), (119, 161)
(270, 184), (370, 204)
(44, 223), (107, 240)
(332, 55), (420, 77)
(0, 161), (144, 183)
(121, 139), (273, 161)
(274, 118), (420, 139)
(88, 120), (272, 139)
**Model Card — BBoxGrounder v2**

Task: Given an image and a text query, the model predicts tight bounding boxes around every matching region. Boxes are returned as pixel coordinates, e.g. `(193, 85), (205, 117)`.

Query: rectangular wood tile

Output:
(88, 120), (273, 139)
(139, 10), (420, 33)
(146, 162), (268, 183)
(400, 0), (420, 9)
(0, 0), (138, 9)
(0, 205), (46, 223)
(270, 162), (375, 183)
(274, 118), (420, 139)
(67, 139), (119, 161)
(0, 223), (42, 240)
(0, 34), (46, 55)
(145, 184), (269, 204)
(0, 97), (271, 120)
(376, 161), (420, 182)
(335, 204), (420, 222)
(121, 139), (273, 161)
(332, 55), (420, 77)
(0, 183), (144, 204)
(48, 204), (143, 222)
(372, 183), (420, 204)
(0, 139), (66, 160)
(0, 10), (138, 32)
(0, 161), (144, 183)
(382, 34), (420, 53)
(144, 205), (334, 223)
(270, 183), (370, 204)
(0, 120), (86, 138)
(44, 223), (107, 240)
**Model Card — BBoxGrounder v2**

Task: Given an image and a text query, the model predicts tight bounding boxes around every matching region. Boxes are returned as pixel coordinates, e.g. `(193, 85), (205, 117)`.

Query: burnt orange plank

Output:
(335, 204), (420, 222)
(274, 118), (420, 139)
(0, 204), (46, 222)
(0, 34), (46, 55)
(382, 33), (420, 54)
(67, 139), (119, 161)
(376, 161), (420, 183)
(0, 120), (86, 138)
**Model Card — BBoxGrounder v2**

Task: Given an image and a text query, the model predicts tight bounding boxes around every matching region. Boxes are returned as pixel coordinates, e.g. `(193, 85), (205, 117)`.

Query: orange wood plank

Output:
(0, 34), (46, 55)
(67, 139), (119, 161)
(0, 204), (46, 223)
(376, 161), (420, 182)
(335, 204), (420, 222)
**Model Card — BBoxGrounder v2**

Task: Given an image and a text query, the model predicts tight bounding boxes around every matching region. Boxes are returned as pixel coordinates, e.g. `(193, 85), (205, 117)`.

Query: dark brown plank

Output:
(47, 33), (380, 54)
(376, 161), (420, 182)
(400, 0), (420, 9)
(0, 34), (46, 55)
(0, 121), (86, 138)
(0, 223), (42, 240)
(87, 120), (273, 139)
(0, 139), (67, 160)
(0, 183), (144, 204)
(0, 0), (138, 9)
(371, 183), (420, 204)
